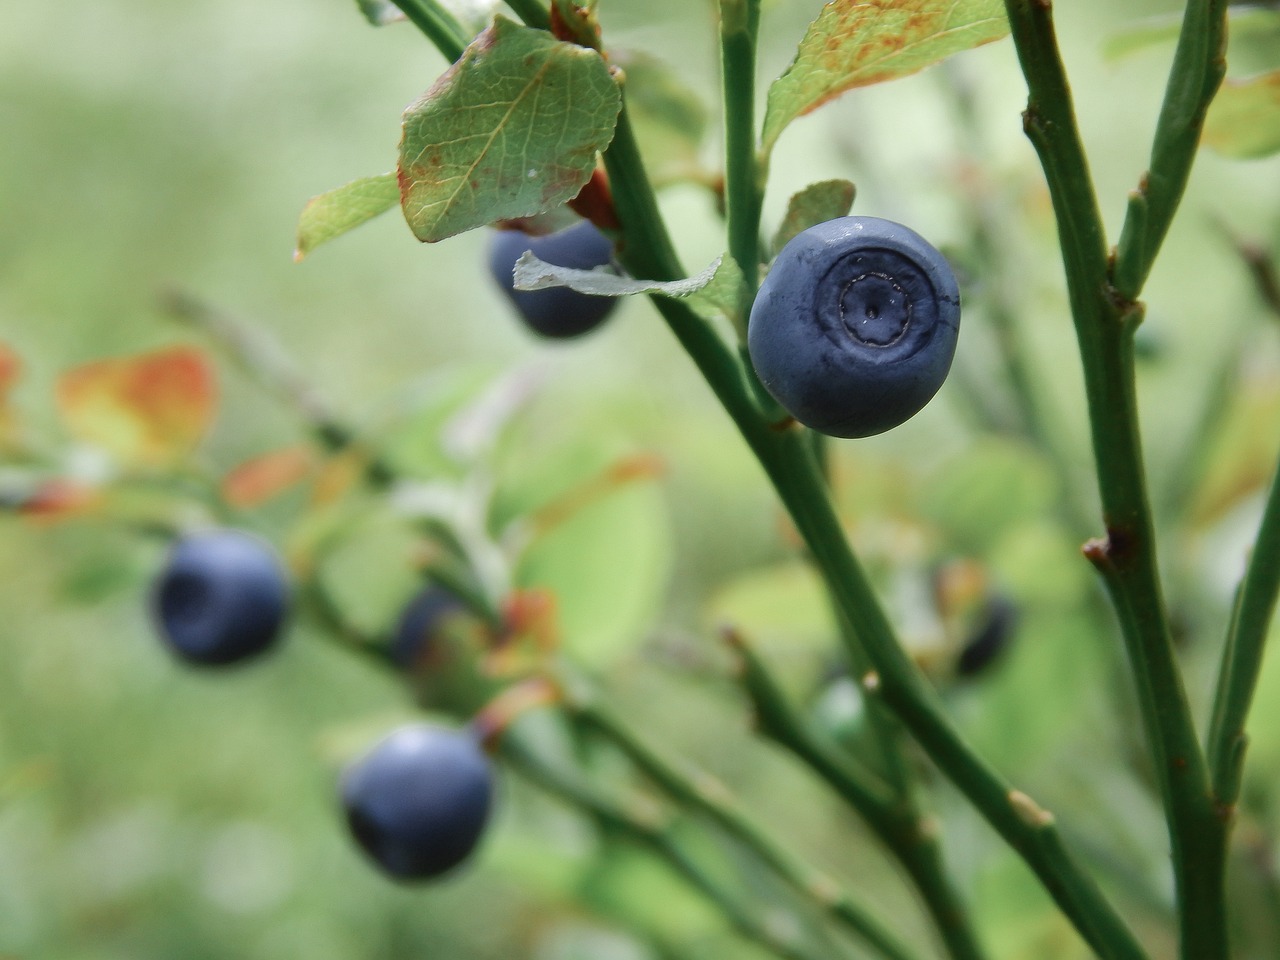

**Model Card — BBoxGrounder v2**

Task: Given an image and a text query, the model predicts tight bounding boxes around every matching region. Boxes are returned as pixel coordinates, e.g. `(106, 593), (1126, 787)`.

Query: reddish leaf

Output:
(222, 445), (316, 508)
(56, 347), (217, 467)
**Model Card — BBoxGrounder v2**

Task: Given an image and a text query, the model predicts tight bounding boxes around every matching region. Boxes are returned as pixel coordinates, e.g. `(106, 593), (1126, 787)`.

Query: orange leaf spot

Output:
(222, 445), (316, 508)
(55, 346), (217, 467)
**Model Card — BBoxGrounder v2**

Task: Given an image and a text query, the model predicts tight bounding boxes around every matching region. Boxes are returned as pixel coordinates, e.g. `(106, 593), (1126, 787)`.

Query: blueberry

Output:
(747, 216), (961, 438)
(956, 596), (1018, 677)
(151, 529), (290, 665)
(389, 585), (469, 670)
(488, 221), (619, 338)
(341, 724), (494, 881)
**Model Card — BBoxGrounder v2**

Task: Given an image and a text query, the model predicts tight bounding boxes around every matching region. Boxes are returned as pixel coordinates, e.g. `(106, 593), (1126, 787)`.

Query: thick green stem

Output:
(719, 0), (765, 332)
(999, 2), (1227, 957)
(1113, 0), (1228, 300)
(501, 0), (550, 32)
(386, 0), (471, 61)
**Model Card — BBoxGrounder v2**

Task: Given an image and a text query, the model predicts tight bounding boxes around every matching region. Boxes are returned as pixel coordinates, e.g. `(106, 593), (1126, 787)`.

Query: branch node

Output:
(1008, 789), (1055, 829)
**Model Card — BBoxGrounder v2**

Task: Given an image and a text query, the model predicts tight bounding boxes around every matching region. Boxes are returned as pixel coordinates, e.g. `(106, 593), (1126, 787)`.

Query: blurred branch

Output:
(725, 628), (987, 960)
(1207, 454), (1280, 809)
(160, 289), (395, 487)
(560, 671), (924, 960)
(498, 725), (838, 960)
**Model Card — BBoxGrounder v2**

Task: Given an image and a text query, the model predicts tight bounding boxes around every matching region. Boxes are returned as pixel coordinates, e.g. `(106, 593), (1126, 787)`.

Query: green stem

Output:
(598, 67), (1143, 960)
(386, 0), (471, 61)
(499, 727), (832, 960)
(570, 693), (922, 960)
(1113, 0), (1228, 300)
(501, 0), (550, 31)
(719, 0), (765, 335)
(1000, 2), (1226, 956)
(392, 14), (1142, 958)
(1207, 457), (1280, 807)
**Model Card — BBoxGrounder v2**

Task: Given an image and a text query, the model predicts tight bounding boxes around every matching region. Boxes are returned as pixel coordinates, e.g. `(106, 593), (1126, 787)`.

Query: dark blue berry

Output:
(341, 724), (494, 881)
(488, 221), (618, 338)
(956, 596), (1018, 677)
(747, 216), (961, 438)
(152, 529), (290, 665)
(389, 585), (468, 669)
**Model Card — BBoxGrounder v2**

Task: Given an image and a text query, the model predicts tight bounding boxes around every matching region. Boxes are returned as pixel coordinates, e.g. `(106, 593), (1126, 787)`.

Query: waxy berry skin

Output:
(748, 216), (961, 438)
(341, 724), (494, 881)
(488, 221), (618, 338)
(152, 529), (290, 666)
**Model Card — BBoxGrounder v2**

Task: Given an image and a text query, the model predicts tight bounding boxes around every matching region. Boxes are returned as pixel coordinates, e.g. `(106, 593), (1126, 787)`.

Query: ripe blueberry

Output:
(956, 596), (1018, 677)
(389, 585), (468, 670)
(151, 528), (290, 665)
(488, 221), (618, 338)
(341, 724), (494, 881)
(747, 216), (961, 438)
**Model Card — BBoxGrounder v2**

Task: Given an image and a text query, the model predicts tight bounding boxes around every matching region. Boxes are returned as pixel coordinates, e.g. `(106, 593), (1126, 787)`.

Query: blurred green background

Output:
(3, 1), (1280, 958)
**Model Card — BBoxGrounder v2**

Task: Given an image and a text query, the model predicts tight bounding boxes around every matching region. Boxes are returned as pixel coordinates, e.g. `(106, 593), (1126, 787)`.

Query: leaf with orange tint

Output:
(55, 347), (217, 467)
(222, 445), (316, 508)
(762, 0), (1009, 153)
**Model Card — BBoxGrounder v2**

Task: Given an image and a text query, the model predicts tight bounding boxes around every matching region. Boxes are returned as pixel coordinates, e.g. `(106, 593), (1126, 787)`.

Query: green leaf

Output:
(514, 252), (722, 298)
(614, 51), (709, 185)
(761, 0), (1009, 154)
(771, 179), (856, 255)
(294, 173), (400, 260)
(354, 0), (405, 26)
(1204, 70), (1280, 159)
(507, 440), (671, 669)
(682, 255), (750, 323)
(398, 16), (621, 243)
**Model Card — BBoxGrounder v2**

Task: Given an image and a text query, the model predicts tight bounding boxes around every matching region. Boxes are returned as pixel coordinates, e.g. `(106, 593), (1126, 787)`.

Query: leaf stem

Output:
(386, 0), (472, 62)
(1113, 0), (1228, 300)
(999, 2), (1227, 956)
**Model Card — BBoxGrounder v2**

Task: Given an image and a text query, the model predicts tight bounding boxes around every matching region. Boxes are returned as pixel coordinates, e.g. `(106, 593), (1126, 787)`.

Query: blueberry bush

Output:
(3, 1), (1280, 959)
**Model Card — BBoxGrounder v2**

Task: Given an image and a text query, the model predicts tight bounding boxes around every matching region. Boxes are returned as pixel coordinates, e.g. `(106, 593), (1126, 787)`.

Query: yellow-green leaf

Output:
(762, 0), (1009, 154)
(1205, 70), (1280, 160)
(294, 173), (400, 261)
(398, 16), (621, 243)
